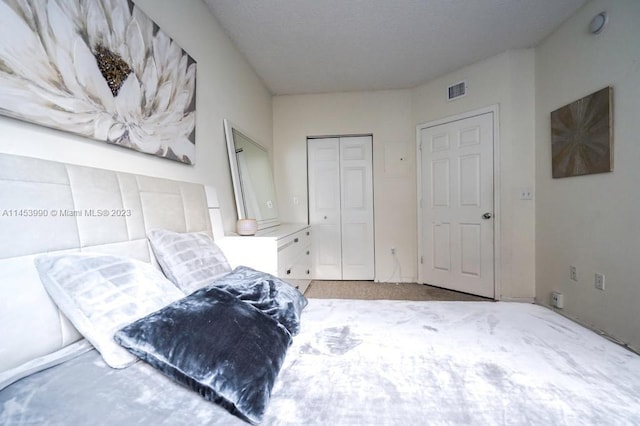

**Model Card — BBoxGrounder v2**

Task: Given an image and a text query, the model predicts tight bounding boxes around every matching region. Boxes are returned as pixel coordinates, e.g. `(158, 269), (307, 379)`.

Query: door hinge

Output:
(420, 256), (424, 265)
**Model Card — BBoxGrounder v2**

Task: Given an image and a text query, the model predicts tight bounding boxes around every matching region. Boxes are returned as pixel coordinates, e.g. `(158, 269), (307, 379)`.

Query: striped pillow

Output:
(34, 253), (184, 368)
(147, 229), (231, 294)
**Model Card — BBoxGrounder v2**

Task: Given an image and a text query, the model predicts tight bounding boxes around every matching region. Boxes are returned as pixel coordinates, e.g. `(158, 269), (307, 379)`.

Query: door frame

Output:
(416, 105), (501, 300)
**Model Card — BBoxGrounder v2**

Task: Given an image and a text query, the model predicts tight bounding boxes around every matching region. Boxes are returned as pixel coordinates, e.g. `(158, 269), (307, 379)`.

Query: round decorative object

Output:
(589, 12), (607, 35)
(236, 219), (258, 236)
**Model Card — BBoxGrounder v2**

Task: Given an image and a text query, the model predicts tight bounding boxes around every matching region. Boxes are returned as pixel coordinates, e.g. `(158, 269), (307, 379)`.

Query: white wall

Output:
(535, 0), (640, 350)
(412, 49), (536, 301)
(273, 90), (415, 282)
(0, 0), (272, 234)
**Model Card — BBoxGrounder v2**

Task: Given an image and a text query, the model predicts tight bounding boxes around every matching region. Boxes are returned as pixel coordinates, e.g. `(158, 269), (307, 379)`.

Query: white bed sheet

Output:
(1, 299), (639, 425)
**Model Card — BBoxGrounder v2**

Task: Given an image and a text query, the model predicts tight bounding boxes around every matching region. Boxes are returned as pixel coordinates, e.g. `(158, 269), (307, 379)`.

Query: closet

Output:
(307, 136), (374, 280)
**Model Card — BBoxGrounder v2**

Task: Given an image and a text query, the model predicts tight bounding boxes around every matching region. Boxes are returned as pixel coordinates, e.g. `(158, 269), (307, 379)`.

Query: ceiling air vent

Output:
(447, 80), (467, 101)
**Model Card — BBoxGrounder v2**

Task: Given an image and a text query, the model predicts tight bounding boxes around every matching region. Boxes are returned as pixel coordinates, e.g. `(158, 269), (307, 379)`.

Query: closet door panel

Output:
(308, 138), (342, 279)
(340, 136), (374, 280)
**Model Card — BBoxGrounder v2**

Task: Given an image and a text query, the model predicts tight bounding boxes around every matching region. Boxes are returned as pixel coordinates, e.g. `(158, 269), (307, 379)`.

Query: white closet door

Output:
(308, 136), (374, 280)
(340, 136), (374, 280)
(308, 138), (342, 279)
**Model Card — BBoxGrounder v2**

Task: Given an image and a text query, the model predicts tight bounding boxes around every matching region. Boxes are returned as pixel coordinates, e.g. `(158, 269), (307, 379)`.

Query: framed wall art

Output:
(550, 86), (613, 178)
(0, 0), (197, 164)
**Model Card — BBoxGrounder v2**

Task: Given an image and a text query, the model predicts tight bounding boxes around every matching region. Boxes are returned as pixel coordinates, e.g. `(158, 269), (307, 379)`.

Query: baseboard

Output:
(374, 277), (417, 284)
(499, 296), (535, 303)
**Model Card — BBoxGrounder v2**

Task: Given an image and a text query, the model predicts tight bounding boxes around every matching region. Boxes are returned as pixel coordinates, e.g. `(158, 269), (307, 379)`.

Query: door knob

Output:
(482, 212), (493, 220)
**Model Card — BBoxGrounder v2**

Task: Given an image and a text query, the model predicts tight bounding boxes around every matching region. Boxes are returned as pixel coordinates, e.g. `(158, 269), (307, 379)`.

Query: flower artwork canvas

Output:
(551, 87), (613, 178)
(0, 0), (197, 164)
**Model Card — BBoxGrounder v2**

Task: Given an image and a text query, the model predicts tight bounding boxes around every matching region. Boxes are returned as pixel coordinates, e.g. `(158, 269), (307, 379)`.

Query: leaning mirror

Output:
(224, 119), (280, 230)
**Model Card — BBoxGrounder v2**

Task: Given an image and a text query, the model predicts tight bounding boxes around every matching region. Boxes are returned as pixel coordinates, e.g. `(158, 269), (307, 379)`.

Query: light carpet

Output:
(305, 280), (489, 301)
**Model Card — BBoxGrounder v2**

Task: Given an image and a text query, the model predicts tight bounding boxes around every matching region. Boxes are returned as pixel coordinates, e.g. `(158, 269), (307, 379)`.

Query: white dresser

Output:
(216, 224), (312, 294)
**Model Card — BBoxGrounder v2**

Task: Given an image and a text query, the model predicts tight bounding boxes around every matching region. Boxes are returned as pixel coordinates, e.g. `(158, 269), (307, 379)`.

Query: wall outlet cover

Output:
(519, 188), (534, 200)
(551, 291), (564, 309)
(595, 273), (605, 290)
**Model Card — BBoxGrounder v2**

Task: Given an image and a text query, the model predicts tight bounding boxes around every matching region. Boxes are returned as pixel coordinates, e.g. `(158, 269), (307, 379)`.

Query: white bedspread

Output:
(2, 300), (639, 425)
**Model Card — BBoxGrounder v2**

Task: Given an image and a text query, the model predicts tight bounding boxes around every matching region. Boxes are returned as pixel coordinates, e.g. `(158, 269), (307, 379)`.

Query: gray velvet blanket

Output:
(2, 300), (639, 425)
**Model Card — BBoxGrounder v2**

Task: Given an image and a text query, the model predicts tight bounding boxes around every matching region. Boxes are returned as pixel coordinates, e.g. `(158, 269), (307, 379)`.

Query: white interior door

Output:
(308, 136), (374, 280)
(419, 112), (495, 298)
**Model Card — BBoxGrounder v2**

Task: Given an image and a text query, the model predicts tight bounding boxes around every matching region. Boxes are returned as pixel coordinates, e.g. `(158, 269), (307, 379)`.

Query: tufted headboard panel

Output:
(0, 153), (220, 374)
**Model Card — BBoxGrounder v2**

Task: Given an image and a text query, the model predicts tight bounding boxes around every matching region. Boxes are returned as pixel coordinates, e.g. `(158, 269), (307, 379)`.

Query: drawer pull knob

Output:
(306, 231), (310, 236)
(306, 269), (310, 275)
(294, 238), (299, 243)
(286, 269), (291, 275)
(306, 250), (310, 255)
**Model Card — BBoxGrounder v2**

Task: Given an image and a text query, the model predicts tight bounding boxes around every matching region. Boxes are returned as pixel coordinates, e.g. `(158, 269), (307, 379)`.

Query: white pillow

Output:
(147, 229), (231, 294)
(34, 253), (184, 368)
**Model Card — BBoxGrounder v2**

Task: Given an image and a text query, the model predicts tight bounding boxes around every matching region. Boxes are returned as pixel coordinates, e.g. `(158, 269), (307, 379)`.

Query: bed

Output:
(1, 153), (639, 425)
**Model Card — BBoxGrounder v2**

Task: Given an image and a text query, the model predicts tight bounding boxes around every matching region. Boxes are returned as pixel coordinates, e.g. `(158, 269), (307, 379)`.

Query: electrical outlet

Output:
(390, 247), (396, 255)
(551, 291), (564, 309)
(595, 273), (605, 290)
(519, 188), (533, 200)
(570, 265), (577, 282)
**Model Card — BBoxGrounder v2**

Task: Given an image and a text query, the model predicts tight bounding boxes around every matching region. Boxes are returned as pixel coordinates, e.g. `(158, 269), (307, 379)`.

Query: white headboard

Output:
(0, 153), (221, 374)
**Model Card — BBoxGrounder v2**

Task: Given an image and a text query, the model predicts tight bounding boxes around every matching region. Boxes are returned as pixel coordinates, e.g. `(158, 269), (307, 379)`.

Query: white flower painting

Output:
(0, 0), (197, 164)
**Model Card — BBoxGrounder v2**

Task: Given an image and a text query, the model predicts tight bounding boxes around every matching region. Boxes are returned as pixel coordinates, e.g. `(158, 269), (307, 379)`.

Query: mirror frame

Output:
(223, 119), (280, 230)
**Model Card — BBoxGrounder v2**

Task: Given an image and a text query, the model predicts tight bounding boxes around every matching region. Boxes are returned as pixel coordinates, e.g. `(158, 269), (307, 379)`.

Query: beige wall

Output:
(411, 49), (537, 300)
(273, 49), (537, 297)
(0, 0), (272, 234)
(273, 90), (415, 282)
(535, 0), (640, 350)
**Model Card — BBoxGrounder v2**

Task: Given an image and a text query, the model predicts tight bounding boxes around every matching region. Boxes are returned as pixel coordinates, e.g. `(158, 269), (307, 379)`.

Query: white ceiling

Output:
(204, 0), (588, 95)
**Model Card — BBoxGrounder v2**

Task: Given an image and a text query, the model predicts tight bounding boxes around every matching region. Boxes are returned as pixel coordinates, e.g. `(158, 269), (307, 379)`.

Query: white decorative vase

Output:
(236, 219), (258, 236)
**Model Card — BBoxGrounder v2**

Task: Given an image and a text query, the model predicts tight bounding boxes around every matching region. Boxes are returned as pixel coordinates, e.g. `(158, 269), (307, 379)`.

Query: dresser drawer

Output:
(279, 247), (312, 280)
(278, 228), (311, 280)
(278, 229), (308, 263)
(277, 228), (311, 252)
